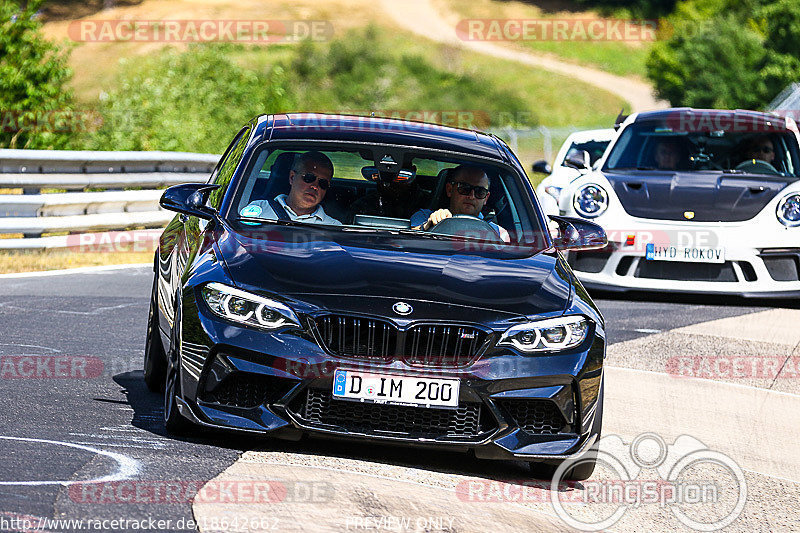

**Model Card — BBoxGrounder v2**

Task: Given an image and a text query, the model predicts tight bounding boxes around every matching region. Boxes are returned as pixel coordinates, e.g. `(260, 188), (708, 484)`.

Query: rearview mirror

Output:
(160, 183), (220, 221)
(531, 160), (552, 174)
(361, 165), (417, 183)
(564, 150), (591, 171)
(548, 215), (607, 251)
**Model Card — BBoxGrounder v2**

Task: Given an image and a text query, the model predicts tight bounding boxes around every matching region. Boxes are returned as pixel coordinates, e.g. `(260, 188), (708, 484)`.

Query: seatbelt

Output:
(267, 197), (292, 221)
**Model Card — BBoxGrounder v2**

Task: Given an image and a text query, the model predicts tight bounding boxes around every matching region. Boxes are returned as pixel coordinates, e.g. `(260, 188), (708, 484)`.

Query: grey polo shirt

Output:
(240, 194), (342, 225)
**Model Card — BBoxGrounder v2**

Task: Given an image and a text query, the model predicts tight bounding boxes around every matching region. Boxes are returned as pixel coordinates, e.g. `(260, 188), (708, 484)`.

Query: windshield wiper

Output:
(394, 229), (452, 240)
(233, 216), (307, 227)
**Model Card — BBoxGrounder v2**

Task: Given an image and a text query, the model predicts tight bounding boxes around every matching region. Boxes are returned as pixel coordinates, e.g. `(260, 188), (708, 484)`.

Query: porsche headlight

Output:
(201, 282), (300, 330)
(544, 185), (563, 200)
(777, 194), (800, 227)
(499, 316), (589, 353)
(573, 184), (608, 218)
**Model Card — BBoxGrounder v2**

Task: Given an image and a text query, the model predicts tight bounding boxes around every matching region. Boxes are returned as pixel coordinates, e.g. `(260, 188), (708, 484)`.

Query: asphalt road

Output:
(0, 266), (778, 531)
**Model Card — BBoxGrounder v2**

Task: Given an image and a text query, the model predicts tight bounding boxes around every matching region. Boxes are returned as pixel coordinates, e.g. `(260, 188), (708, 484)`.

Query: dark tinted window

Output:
(605, 119), (800, 177)
(564, 140), (610, 166)
(208, 126), (251, 209)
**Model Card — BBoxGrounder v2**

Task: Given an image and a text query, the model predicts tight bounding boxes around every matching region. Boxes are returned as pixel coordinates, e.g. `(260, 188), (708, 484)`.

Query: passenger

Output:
(742, 136), (775, 164)
(654, 139), (681, 170)
(240, 151), (342, 225)
(411, 165), (510, 242)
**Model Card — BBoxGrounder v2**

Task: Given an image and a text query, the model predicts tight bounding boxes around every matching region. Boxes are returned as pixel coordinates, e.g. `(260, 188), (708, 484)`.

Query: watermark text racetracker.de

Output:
(0, 513), (279, 531)
(68, 19), (333, 43)
(456, 18), (658, 41)
(64, 230), (161, 253)
(667, 356), (800, 380)
(0, 110), (103, 134)
(69, 479), (333, 504)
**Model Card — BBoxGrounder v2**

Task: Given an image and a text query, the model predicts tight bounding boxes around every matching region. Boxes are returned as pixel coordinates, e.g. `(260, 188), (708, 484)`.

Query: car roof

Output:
(255, 113), (509, 161)
(563, 128), (616, 143)
(627, 108), (795, 132)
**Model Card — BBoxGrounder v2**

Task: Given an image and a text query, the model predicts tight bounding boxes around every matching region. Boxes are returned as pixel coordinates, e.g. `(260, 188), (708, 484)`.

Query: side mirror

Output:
(531, 160), (552, 174)
(564, 150), (591, 171)
(160, 183), (221, 221)
(548, 215), (607, 251)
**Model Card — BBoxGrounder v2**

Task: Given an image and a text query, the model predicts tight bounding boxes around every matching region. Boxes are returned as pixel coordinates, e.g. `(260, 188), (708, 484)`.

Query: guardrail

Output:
(0, 149), (219, 249)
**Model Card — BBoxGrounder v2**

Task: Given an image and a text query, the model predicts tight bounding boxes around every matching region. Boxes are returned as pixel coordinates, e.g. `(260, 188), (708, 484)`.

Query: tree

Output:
(0, 0), (75, 149)
(647, 16), (767, 108)
(646, 0), (800, 109)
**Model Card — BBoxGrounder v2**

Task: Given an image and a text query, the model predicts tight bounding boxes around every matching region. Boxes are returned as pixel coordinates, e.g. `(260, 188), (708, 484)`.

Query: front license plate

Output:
(646, 243), (725, 264)
(332, 369), (460, 408)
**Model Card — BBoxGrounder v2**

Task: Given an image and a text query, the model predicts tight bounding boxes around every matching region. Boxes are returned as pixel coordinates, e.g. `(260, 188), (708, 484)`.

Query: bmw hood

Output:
(215, 225), (571, 320)
(603, 170), (793, 222)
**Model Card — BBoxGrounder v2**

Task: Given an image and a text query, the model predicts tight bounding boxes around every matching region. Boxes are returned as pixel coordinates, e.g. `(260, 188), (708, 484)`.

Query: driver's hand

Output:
(423, 209), (452, 230)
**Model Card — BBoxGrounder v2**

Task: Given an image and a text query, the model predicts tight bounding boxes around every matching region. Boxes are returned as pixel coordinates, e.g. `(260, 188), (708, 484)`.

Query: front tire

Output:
(164, 296), (192, 434)
(144, 276), (167, 392)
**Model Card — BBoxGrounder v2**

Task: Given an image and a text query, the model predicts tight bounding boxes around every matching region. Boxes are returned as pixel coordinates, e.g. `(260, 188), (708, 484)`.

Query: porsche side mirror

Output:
(531, 160), (552, 174)
(160, 183), (220, 221)
(548, 215), (607, 251)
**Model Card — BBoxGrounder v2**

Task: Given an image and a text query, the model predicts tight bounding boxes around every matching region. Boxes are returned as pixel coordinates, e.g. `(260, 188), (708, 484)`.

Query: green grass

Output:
(518, 40), (650, 78)
(442, 0), (653, 78)
(79, 26), (624, 173)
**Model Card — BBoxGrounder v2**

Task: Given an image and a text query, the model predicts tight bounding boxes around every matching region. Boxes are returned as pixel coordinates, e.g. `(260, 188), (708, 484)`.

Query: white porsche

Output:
(556, 108), (800, 298)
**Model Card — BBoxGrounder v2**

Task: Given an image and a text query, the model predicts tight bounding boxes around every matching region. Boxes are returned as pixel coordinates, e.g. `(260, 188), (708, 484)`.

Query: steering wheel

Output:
(734, 159), (780, 175)
(428, 215), (505, 243)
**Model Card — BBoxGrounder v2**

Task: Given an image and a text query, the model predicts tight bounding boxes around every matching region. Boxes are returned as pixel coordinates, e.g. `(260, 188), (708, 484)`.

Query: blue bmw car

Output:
(145, 113), (607, 479)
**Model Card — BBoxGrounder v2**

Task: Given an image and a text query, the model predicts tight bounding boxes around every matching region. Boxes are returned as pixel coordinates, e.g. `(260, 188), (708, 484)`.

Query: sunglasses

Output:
(451, 181), (489, 199)
(300, 172), (330, 190)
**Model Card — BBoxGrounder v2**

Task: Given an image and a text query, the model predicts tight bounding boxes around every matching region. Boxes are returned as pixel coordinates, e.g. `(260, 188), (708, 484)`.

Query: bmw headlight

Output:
(498, 316), (589, 353)
(777, 194), (800, 227)
(201, 282), (300, 330)
(573, 184), (608, 218)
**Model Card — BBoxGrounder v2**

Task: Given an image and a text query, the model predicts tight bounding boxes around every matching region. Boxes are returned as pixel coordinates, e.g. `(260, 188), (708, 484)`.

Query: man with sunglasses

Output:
(411, 165), (510, 242)
(240, 151), (342, 225)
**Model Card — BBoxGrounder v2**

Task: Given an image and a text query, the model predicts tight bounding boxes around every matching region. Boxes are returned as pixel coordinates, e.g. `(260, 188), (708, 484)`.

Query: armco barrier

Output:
(0, 149), (218, 247)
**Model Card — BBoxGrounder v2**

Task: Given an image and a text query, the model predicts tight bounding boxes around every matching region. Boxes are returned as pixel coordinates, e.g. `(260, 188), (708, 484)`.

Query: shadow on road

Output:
(110, 370), (252, 451)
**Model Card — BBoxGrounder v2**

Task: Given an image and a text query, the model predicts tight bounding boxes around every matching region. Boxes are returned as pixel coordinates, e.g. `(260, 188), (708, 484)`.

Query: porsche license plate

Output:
(646, 243), (725, 264)
(332, 369), (460, 408)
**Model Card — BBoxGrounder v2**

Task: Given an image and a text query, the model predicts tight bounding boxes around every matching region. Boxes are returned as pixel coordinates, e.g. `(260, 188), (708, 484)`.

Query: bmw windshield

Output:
(221, 144), (549, 252)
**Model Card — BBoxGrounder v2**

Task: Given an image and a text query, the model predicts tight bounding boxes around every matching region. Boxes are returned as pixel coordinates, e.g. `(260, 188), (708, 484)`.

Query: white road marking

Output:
(0, 263), (151, 279)
(68, 441), (167, 450)
(0, 301), (137, 315)
(633, 328), (661, 334)
(0, 436), (140, 486)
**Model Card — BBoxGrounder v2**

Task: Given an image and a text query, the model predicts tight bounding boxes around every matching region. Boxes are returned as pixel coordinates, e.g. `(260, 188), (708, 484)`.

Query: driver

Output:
(742, 136), (775, 164)
(654, 139), (681, 170)
(411, 165), (510, 242)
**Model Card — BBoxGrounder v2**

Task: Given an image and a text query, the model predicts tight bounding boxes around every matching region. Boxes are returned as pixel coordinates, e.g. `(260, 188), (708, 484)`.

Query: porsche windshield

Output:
(225, 145), (546, 249)
(604, 119), (800, 178)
